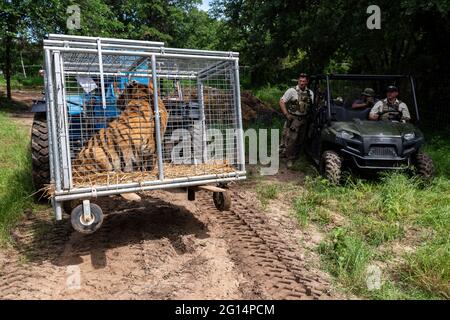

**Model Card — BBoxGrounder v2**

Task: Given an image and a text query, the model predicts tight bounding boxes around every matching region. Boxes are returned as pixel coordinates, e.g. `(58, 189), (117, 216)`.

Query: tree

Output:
(0, 0), (28, 99)
(211, 0), (450, 87)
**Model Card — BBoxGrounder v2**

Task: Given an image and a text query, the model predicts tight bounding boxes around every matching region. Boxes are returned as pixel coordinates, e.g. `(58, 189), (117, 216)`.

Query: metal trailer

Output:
(42, 34), (246, 233)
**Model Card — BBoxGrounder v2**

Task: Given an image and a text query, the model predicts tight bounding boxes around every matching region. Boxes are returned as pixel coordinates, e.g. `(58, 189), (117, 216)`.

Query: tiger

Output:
(73, 81), (168, 175)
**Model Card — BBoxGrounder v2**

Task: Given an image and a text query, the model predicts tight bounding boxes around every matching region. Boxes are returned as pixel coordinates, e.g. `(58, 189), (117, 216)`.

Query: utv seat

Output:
(347, 108), (370, 120)
(330, 105), (348, 121)
(331, 105), (371, 121)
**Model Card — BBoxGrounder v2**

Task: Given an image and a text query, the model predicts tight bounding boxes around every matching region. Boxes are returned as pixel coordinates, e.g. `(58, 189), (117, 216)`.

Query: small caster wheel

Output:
(213, 191), (231, 211)
(71, 203), (104, 234)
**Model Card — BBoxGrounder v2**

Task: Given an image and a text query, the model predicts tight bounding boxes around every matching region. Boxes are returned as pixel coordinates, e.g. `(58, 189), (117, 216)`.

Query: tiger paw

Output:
(120, 193), (142, 202)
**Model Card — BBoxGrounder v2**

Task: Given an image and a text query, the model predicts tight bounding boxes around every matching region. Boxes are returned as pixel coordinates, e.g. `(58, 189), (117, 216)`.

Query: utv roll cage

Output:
(310, 74), (420, 124)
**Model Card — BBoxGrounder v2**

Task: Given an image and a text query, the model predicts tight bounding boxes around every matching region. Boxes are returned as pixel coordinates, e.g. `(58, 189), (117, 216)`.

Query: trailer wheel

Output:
(31, 113), (50, 201)
(213, 191), (231, 211)
(71, 203), (104, 234)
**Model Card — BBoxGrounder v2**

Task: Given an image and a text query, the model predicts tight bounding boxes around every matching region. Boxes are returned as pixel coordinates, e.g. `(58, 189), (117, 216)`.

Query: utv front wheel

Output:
(320, 150), (342, 185)
(31, 113), (50, 201)
(413, 151), (435, 180)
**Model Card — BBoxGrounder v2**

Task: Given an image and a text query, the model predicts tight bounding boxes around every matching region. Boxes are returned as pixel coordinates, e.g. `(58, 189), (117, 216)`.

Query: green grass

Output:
(246, 88), (449, 299)
(256, 184), (279, 208)
(0, 74), (43, 90)
(292, 136), (450, 299)
(318, 228), (373, 293)
(253, 84), (285, 112)
(400, 236), (450, 299)
(0, 110), (34, 243)
(424, 131), (450, 179)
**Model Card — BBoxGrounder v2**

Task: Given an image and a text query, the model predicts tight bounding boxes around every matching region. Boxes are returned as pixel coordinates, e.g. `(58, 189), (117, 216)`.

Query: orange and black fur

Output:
(74, 81), (168, 174)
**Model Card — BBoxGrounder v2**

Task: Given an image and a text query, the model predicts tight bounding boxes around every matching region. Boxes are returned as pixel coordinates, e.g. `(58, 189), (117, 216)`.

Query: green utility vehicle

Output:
(305, 74), (434, 184)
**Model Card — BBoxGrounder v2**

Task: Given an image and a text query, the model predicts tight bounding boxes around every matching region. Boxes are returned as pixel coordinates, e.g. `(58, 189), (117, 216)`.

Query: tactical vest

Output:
(380, 99), (402, 121)
(287, 88), (312, 116)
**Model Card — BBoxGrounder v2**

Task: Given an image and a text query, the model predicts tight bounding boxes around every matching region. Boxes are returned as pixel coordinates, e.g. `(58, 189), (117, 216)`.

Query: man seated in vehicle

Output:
(352, 88), (377, 109)
(369, 85), (411, 122)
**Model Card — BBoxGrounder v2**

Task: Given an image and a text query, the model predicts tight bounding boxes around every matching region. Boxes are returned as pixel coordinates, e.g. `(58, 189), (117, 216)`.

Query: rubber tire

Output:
(320, 150), (342, 185)
(71, 203), (104, 234)
(413, 151), (435, 180)
(213, 191), (231, 211)
(31, 113), (50, 201)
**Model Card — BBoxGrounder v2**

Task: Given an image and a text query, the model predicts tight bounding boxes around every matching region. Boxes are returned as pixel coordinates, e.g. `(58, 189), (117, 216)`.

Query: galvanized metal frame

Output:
(43, 35), (245, 219)
(45, 49), (64, 219)
(53, 51), (72, 190)
(46, 34), (238, 58)
(316, 73), (421, 123)
(151, 54), (165, 180)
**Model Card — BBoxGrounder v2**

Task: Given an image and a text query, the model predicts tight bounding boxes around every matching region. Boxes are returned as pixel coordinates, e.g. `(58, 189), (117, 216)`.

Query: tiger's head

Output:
(117, 80), (155, 110)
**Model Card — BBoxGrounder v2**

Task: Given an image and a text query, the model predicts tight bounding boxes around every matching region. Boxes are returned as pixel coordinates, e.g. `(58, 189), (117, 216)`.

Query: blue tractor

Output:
(31, 75), (149, 199)
(31, 73), (194, 200)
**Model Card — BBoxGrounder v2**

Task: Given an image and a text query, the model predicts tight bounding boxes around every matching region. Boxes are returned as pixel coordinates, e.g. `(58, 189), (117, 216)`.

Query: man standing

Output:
(369, 85), (411, 122)
(279, 73), (314, 166)
(352, 88), (377, 109)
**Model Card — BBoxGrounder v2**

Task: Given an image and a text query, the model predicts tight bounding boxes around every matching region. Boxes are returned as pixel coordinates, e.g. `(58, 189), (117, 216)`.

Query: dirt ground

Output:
(0, 91), (339, 300)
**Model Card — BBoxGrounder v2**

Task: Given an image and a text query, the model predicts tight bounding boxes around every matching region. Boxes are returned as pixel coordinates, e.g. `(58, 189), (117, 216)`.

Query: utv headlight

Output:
(404, 133), (415, 141)
(338, 130), (354, 139)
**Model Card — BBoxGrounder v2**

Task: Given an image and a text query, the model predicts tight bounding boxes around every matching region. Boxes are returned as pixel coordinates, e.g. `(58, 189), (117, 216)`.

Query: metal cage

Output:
(43, 35), (246, 220)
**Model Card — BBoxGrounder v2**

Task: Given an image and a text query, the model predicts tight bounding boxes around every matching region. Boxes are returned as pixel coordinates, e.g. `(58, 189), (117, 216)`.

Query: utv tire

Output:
(31, 113), (50, 201)
(320, 150), (342, 185)
(413, 151), (435, 180)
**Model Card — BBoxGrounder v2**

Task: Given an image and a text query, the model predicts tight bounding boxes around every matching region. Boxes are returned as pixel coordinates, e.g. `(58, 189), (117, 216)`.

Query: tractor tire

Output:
(413, 151), (435, 180)
(31, 113), (50, 201)
(320, 150), (342, 185)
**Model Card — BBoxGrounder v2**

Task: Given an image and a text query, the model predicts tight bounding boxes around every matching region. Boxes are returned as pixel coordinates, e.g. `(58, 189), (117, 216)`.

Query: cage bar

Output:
(43, 35), (245, 211)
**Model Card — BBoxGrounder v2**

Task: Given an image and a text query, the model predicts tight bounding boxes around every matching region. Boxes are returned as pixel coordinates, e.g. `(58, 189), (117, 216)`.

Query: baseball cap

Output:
(387, 85), (399, 92)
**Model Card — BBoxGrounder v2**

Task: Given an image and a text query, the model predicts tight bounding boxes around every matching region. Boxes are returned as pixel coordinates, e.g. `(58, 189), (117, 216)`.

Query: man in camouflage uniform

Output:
(369, 85), (411, 122)
(279, 73), (314, 165)
(352, 87), (377, 109)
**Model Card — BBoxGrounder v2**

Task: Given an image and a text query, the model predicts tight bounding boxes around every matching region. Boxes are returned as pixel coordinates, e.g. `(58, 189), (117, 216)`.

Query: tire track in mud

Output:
(0, 202), (165, 299)
(0, 195), (246, 300)
(0, 216), (72, 299)
(197, 189), (332, 300)
(0, 189), (333, 300)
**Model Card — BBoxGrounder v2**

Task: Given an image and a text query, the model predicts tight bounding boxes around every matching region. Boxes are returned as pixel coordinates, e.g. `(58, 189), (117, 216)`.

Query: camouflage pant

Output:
(279, 117), (307, 160)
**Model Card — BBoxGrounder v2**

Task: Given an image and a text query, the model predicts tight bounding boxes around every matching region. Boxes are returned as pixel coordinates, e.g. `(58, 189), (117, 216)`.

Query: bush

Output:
(253, 84), (285, 111)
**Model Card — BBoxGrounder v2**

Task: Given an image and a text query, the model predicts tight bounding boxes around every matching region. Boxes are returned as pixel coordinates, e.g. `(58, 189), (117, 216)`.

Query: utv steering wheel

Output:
(377, 111), (402, 122)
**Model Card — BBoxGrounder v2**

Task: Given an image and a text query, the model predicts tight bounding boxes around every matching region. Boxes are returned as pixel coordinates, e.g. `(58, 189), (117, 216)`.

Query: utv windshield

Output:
(311, 75), (419, 123)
